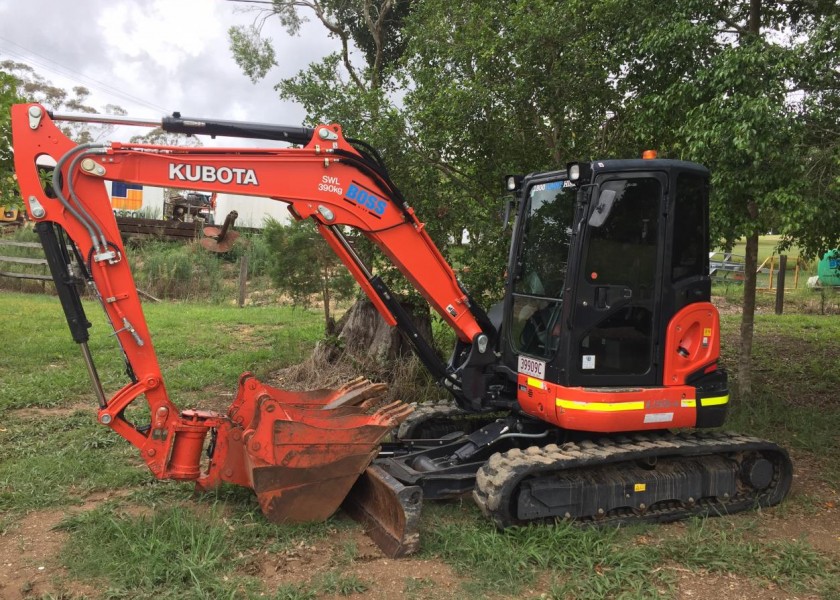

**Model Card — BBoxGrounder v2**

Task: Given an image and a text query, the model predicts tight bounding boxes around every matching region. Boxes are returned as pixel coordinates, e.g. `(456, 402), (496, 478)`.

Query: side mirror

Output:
(588, 189), (616, 228)
(501, 197), (515, 231)
(504, 174), (524, 193)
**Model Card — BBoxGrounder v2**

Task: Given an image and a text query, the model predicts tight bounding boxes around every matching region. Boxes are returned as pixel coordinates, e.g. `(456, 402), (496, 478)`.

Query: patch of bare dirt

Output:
(713, 295), (743, 315)
(0, 487), (149, 600)
(8, 403), (90, 420)
(250, 526), (462, 599)
(676, 569), (820, 600)
(0, 510), (97, 600)
(754, 450), (840, 557)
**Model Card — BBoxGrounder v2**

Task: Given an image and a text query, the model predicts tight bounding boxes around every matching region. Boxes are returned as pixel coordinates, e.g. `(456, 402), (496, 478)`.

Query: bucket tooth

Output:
(374, 401), (414, 423)
(322, 381), (389, 410)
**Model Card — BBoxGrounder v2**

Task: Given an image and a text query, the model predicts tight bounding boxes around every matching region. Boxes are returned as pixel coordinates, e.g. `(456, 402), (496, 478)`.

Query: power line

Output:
(0, 36), (170, 114)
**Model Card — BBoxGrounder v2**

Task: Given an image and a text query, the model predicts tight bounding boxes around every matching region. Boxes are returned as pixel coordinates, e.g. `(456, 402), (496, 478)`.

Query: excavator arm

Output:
(10, 104), (495, 554)
(13, 105), (494, 374)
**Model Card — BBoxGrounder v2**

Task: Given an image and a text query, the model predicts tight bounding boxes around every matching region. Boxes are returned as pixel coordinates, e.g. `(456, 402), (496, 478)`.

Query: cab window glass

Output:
(672, 173), (706, 281)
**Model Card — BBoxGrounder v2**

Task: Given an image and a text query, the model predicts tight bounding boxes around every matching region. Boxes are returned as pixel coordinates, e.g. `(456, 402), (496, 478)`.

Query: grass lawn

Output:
(711, 235), (828, 290)
(1, 290), (839, 599)
(716, 235), (804, 262)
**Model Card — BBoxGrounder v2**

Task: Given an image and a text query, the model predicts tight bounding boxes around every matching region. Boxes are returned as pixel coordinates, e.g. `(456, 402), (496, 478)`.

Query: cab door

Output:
(566, 171), (667, 387)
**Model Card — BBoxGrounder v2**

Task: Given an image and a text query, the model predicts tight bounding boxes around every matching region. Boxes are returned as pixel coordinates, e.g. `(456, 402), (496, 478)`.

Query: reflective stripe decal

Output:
(527, 377), (547, 390)
(556, 398), (645, 412)
(700, 395), (729, 407)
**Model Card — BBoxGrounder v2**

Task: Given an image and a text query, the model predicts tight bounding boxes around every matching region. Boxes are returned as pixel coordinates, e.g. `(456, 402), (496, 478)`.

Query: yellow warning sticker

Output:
(703, 327), (712, 336)
(634, 483), (646, 492)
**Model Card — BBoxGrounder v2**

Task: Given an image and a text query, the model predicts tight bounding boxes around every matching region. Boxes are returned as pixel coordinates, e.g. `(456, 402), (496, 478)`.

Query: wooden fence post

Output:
(775, 255), (787, 315)
(768, 256), (775, 290)
(238, 255), (249, 308)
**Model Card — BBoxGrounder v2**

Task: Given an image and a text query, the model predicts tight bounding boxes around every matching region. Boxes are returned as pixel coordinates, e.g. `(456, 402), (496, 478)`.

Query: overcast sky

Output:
(0, 0), (342, 142)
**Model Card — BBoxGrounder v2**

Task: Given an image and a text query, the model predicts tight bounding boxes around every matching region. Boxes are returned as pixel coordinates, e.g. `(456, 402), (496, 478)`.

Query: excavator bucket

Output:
(212, 375), (416, 537)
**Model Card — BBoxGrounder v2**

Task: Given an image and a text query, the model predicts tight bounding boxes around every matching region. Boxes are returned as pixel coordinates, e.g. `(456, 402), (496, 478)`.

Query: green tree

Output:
(228, 0), (457, 361)
(0, 70), (23, 206)
(606, 0), (840, 398)
(263, 218), (355, 333)
(231, 0), (840, 398)
(1, 60), (127, 144)
(1, 61), (130, 215)
(399, 0), (627, 299)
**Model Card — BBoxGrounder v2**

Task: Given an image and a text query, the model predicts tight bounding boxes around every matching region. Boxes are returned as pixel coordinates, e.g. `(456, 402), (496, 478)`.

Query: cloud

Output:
(0, 0), (342, 137)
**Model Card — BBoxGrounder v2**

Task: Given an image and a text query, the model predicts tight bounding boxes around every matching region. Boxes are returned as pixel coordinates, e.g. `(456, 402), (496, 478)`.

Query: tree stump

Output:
(315, 297), (434, 366)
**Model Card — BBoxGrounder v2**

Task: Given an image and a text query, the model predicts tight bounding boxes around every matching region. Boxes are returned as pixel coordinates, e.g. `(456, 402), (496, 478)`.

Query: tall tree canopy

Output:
(1, 61), (130, 209)
(0, 70), (23, 206)
(604, 0), (840, 395)
(231, 0), (840, 396)
(1, 61), (127, 144)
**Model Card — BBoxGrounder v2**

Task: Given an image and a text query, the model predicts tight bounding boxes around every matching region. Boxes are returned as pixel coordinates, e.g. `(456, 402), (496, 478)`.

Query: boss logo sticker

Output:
(345, 183), (386, 216)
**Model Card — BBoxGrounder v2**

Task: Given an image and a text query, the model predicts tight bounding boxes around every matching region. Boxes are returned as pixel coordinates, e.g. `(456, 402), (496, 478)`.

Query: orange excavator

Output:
(10, 104), (792, 557)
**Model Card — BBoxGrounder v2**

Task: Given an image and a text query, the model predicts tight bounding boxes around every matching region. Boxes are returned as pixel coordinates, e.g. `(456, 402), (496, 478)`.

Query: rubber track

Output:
(397, 401), (464, 439)
(473, 430), (792, 529)
(397, 401), (503, 440)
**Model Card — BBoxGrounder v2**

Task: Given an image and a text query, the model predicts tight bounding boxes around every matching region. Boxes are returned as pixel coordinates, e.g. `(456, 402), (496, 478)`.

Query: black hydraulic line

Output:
(36, 222), (107, 408)
(347, 137), (388, 172)
(162, 114), (315, 145)
(463, 291), (497, 343)
(54, 225), (88, 283)
(36, 222), (91, 344)
(323, 224), (460, 390)
(333, 148), (396, 191)
(331, 149), (412, 220)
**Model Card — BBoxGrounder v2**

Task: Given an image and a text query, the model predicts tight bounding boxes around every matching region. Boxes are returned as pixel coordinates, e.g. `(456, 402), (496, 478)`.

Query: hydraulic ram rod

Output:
(50, 112), (161, 128)
(50, 111), (316, 145)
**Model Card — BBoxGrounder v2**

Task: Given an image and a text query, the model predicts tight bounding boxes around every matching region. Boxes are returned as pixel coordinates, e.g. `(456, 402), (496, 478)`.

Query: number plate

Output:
(518, 355), (546, 379)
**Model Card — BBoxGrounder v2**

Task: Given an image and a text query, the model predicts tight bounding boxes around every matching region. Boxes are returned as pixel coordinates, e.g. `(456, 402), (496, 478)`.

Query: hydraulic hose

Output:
(51, 143), (107, 252)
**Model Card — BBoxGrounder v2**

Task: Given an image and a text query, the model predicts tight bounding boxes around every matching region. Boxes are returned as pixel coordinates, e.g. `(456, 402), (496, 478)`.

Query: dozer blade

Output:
(219, 376), (415, 538)
(342, 464), (423, 558)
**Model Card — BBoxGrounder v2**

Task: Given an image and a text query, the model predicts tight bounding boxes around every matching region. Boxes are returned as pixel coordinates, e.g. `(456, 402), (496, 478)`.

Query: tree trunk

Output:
(315, 297), (434, 367)
(738, 5), (762, 402)
(738, 230), (759, 400)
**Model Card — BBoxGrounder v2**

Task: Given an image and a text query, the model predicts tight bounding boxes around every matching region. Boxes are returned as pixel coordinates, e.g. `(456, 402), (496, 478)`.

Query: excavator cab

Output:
(504, 160), (711, 389)
(499, 159), (728, 433)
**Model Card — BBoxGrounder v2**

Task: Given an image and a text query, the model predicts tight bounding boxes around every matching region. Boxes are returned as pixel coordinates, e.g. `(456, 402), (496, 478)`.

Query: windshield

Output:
(510, 178), (577, 359)
(514, 179), (577, 298)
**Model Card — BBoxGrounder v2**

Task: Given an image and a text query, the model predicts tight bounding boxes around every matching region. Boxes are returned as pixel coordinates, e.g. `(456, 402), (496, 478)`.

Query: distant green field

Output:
(710, 235), (824, 289)
(715, 235), (804, 263)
